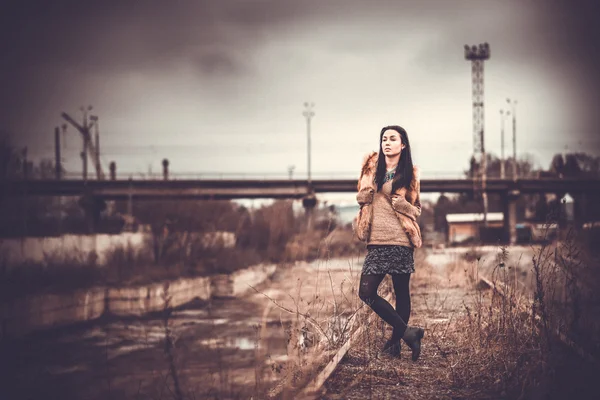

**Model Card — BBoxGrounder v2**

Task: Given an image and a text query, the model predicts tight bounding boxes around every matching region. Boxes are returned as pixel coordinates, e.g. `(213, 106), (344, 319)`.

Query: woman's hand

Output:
(391, 195), (421, 220)
(357, 188), (375, 205)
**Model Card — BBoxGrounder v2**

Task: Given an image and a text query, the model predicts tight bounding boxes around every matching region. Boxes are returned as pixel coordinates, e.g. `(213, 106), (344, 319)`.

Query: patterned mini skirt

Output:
(361, 245), (415, 275)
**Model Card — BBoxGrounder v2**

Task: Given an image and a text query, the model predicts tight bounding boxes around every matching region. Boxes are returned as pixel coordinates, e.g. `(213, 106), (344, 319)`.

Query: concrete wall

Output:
(1, 264), (276, 338)
(211, 264), (277, 298)
(0, 233), (151, 269)
(107, 276), (212, 317)
(1, 287), (107, 338)
(0, 231), (236, 270)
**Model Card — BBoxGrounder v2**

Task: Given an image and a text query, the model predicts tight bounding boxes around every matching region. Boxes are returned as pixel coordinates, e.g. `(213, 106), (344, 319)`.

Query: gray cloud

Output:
(1, 0), (598, 158)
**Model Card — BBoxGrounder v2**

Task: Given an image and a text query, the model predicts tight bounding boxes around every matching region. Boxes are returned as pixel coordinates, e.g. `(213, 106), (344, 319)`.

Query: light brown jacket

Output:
(354, 151), (423, 247)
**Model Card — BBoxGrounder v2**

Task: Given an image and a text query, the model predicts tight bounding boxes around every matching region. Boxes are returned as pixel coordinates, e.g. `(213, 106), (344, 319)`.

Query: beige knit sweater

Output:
(355, 151), (423, 247)
(368, 180), (412, 246)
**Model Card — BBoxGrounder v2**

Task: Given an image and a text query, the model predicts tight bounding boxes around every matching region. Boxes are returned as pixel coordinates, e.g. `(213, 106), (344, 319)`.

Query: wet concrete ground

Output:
(0, 256), (363, 400)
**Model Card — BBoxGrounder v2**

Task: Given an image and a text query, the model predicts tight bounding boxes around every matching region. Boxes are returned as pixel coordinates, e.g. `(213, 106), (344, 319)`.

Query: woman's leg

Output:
(358, 274), (407, 340)
(392, 273), (411, 326)
(390, 274), (411, 356)
(392, 273), (424, 361)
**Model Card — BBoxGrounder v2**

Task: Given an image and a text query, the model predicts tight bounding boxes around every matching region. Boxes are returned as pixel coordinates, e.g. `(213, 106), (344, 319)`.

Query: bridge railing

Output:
(60, 170), (472, 180)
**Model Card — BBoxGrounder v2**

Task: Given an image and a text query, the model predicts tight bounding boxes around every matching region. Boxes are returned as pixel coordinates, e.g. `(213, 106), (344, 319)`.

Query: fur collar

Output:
(358, 151), (420, 197)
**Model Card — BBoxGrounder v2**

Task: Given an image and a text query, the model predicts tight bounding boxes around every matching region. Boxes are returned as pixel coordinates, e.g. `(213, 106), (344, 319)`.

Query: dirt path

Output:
(320, 245), (600, 400)
(321, 250), (483, 400)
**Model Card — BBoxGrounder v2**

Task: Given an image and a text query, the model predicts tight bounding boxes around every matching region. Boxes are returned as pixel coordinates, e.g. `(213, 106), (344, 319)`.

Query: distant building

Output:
(445, 212), (504, 244)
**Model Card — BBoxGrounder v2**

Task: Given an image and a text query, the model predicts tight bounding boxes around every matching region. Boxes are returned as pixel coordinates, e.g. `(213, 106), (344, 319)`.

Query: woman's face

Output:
(381, 129), (404, 157)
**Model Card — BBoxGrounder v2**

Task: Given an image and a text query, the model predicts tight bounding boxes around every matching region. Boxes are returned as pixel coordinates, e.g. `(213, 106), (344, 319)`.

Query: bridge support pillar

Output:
(109, 161), (116, 180)
(78, 194), (106, 234)
(503, 189), (520, 245)
(302, 193), (317, 231)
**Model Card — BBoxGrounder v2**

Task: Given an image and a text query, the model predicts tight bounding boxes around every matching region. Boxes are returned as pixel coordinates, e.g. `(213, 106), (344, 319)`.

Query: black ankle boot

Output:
(402, 326), (424, 361)
(382, 339), (401, 358)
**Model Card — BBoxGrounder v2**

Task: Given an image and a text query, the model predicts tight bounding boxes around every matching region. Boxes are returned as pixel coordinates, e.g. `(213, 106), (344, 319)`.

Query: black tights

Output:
(358, 274), (411, 342)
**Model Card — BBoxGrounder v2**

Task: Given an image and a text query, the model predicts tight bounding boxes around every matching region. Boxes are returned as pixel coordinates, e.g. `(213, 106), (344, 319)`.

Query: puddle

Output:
(108, 343), (152, 360)
(80, 328), (107, 340)
(207, 318), (228, 325)
(173, 309), (209, 317)
(229, 337), (256, 350)
(196, 336), (258, 350)
(48, 364), (88, 375)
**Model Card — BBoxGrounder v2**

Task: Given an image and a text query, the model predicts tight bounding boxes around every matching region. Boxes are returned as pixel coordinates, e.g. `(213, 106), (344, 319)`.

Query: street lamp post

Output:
(499, 109), (510, 179)
(506, 98), (518, 179)
(302, 102), (316, 231)
(302, 102), (315, 185)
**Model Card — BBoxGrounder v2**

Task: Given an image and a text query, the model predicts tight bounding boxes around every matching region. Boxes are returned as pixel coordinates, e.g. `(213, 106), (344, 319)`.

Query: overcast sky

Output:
(1, 0), (599, 179)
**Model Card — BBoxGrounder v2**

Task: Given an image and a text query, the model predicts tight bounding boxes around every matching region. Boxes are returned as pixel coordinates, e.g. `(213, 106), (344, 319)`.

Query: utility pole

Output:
(21, 146), (28, 235)
(288, 165), (295, 180)
(81, 132), (88, 181)
(54, 127), (62, 180)
(54, 126), (63, 234)
(61, 107), (105, 180)
(62, 106), (107, 233)
(90, 114), (100, 179)
(82, 106), (91, 181)
(506, 98), (518, 179)
(464, 43), (490, 226)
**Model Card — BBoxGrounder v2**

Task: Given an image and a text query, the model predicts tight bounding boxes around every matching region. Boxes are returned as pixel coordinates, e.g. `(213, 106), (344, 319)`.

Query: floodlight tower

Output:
(464, 43), (490, 225)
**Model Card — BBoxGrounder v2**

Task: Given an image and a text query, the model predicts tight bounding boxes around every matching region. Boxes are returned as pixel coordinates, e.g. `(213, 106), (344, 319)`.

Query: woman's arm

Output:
(391, 194), (421, 220)
(356, 151), (378, 205)
(391, 169), (422, 220)
(357, 188), (375, 205)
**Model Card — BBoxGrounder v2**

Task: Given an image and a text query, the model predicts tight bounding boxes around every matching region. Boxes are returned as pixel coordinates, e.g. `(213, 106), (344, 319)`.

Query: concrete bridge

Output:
(3, 177), (599, 198)
(3, 177), (599, 244)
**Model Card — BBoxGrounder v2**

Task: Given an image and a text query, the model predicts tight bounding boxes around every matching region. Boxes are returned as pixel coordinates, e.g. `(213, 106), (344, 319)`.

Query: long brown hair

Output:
(375, 125), (414, 193)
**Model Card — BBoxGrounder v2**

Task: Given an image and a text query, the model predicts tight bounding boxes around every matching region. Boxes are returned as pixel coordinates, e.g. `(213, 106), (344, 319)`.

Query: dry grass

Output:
(447, 261), (541, 398)
(7, 195), (599, 399)
(322, 248), (479, 399)
(120, 235), (369, 399)
(322, 224), (600, 399)
(0, 200), (365, 301)
(258, 257), (366, 399)
(442, 224), (600, 399)
(0, 202), (369, 398)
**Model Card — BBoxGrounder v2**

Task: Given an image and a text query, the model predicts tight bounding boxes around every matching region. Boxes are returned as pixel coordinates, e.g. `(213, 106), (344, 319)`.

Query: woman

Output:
(355, 125), (425, 361)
